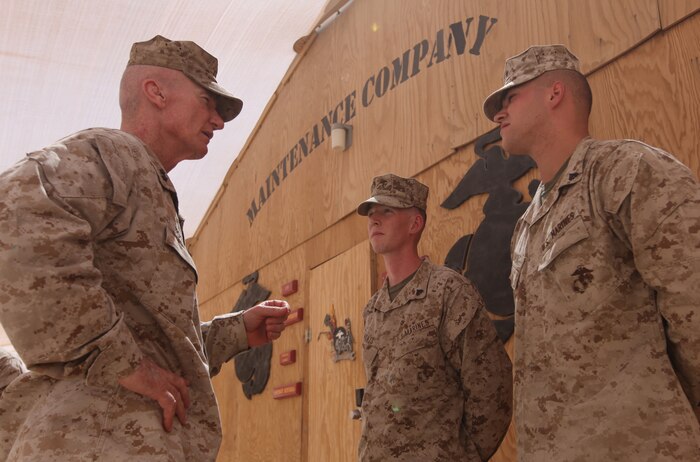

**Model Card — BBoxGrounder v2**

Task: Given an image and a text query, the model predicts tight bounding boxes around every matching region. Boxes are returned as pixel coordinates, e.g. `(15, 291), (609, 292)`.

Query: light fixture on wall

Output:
(331, 123), (352, 151)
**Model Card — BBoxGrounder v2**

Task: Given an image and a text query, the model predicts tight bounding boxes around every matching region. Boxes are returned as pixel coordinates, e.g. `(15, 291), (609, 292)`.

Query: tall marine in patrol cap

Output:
(357, 173), (512, 461)
(0, 35), (290, 461)
(486, 44), (700, 460)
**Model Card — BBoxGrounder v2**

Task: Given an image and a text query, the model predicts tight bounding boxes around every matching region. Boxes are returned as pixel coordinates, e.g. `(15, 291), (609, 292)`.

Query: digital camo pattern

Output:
(511, 137), (700, 461)
(128, 35), (242, 122)
(357, 173), (429, 216)
(484, 44), (580, 121)
(0, 128), (249, 461)
(360, 260), (512, 461)
(0, 348), (25, 394)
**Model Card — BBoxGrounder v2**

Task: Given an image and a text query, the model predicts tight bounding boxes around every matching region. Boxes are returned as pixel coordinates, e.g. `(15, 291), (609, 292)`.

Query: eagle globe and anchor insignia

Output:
(230, 271), (273, 399)
(442, 127), (539, 342)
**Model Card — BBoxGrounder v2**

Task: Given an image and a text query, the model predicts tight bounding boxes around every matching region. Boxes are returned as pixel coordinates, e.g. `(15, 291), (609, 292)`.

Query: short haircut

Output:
(539, 69), (593, 116)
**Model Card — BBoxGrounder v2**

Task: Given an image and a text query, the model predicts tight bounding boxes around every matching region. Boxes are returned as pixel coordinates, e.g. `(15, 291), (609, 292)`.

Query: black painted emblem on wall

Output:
(230, 271), (272, 399)
(442, 128), (539, 342)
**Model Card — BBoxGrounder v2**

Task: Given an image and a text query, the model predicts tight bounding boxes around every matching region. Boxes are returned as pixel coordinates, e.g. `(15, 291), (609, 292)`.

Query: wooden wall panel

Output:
(658, 0), (699, 28)
(307, 241), (373, 462)
(304, 212), (368, 271)
(589, 12), (700, 175)
(198, 282), (244, 462)
(199, 246), (308, 462)
(189, 0), (660, 303)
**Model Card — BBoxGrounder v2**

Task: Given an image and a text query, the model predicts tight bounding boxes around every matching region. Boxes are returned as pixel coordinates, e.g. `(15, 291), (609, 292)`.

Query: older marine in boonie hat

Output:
(483, 44), (581, 121)
(128, 35), (243, 122)
(357, 173), (429, 216)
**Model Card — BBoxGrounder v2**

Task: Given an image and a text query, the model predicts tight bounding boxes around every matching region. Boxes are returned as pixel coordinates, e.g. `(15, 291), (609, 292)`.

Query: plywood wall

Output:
(189, 0), (662, 300)
(192, 1), (700, 461)
(307, 241), (373, 462)
(659, 0), (700, 28)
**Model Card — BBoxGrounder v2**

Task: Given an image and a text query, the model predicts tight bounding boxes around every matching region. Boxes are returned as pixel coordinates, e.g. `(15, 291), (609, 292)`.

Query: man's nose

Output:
(211, 108), (225, 130)
(494, 109), (506, 123)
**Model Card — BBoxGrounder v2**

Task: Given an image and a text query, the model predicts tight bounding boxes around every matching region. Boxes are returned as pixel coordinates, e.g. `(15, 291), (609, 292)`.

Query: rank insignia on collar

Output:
(317, 305), (355, 362)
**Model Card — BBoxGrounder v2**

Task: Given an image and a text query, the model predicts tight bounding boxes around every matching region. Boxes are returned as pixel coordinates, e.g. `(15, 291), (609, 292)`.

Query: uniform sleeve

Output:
(603, 148), (700, 413)
(200, 312), (249, 377)
(440, 279), (513, 460)
(0, 146), (143, 390)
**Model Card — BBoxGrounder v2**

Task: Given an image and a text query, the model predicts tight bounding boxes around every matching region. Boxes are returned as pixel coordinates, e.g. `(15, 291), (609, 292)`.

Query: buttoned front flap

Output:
(538, 213), (589, 271)
(363, 344), (379, 380)
(386, 320), (442, 390)
(510, 224), (529, 290)
(164, 225), (198, 282)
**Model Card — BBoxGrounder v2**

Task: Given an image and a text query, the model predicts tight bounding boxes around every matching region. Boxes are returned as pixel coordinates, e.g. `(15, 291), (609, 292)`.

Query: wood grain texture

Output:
(307, 241), (372, 462)
(189, 0), (660, 304)
(589, 11), (700, 175)
(658, 0), (699, 29)
(200, 246), (308, 462)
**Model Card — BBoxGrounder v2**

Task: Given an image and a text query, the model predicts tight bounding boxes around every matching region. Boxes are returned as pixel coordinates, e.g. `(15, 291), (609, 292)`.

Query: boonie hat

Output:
(128, 35), (243, 122)
(483, 44), (581, 121)
(357, 174), (429, 216)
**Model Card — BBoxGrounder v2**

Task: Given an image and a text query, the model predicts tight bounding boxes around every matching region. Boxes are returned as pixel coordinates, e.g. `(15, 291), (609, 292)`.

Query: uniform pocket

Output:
(388, 327), (441, 389)
(538, 215), (589, 271)
(394, 326), (438, 360)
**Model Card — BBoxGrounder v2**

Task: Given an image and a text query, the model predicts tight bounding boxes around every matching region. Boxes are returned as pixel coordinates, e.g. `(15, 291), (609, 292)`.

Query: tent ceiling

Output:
(0, 0), (329, 239)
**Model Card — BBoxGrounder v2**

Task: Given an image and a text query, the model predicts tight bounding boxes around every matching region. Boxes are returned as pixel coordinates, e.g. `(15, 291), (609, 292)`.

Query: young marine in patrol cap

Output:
(357, 173), (512, 462)
(486, 44), (700, 460)
(0, 35), (290, 461)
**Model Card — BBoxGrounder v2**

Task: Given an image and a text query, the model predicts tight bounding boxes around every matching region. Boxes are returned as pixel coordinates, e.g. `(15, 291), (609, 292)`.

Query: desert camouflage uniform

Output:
(0, 348), (25, 394)
(360, 259), (512, 461)
(510, 137), (700, 461)
(0, 128), (249, 461)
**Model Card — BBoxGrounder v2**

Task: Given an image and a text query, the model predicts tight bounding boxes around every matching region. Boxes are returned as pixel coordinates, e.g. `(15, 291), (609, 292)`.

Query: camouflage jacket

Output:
(360, 260), (512, 461)
(0, 128), (249, 461)
(511, 137), (700, 461)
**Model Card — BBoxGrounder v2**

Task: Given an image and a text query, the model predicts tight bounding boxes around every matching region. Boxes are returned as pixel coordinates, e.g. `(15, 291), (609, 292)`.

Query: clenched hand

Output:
(242, 300), (290, 347)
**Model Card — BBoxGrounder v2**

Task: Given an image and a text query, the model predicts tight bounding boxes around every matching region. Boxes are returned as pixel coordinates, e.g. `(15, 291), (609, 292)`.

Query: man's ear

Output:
(409, 211), (425, 235)
(547, 81), (565, 109)
(143, 79), (166, 108)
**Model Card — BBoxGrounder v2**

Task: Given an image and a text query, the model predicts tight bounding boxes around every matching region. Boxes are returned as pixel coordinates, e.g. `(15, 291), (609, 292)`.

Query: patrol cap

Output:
(357, 174), (429, 216)
(483, 44), (581, 121)
(128, 35), (243, 122)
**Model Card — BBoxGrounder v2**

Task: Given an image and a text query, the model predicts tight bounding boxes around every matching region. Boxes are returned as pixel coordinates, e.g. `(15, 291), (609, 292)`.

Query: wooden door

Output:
(306, 241), (374, 461)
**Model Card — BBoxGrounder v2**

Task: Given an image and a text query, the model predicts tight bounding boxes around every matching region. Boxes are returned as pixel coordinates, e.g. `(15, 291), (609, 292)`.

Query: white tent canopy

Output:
(0, 0), (330, 239)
